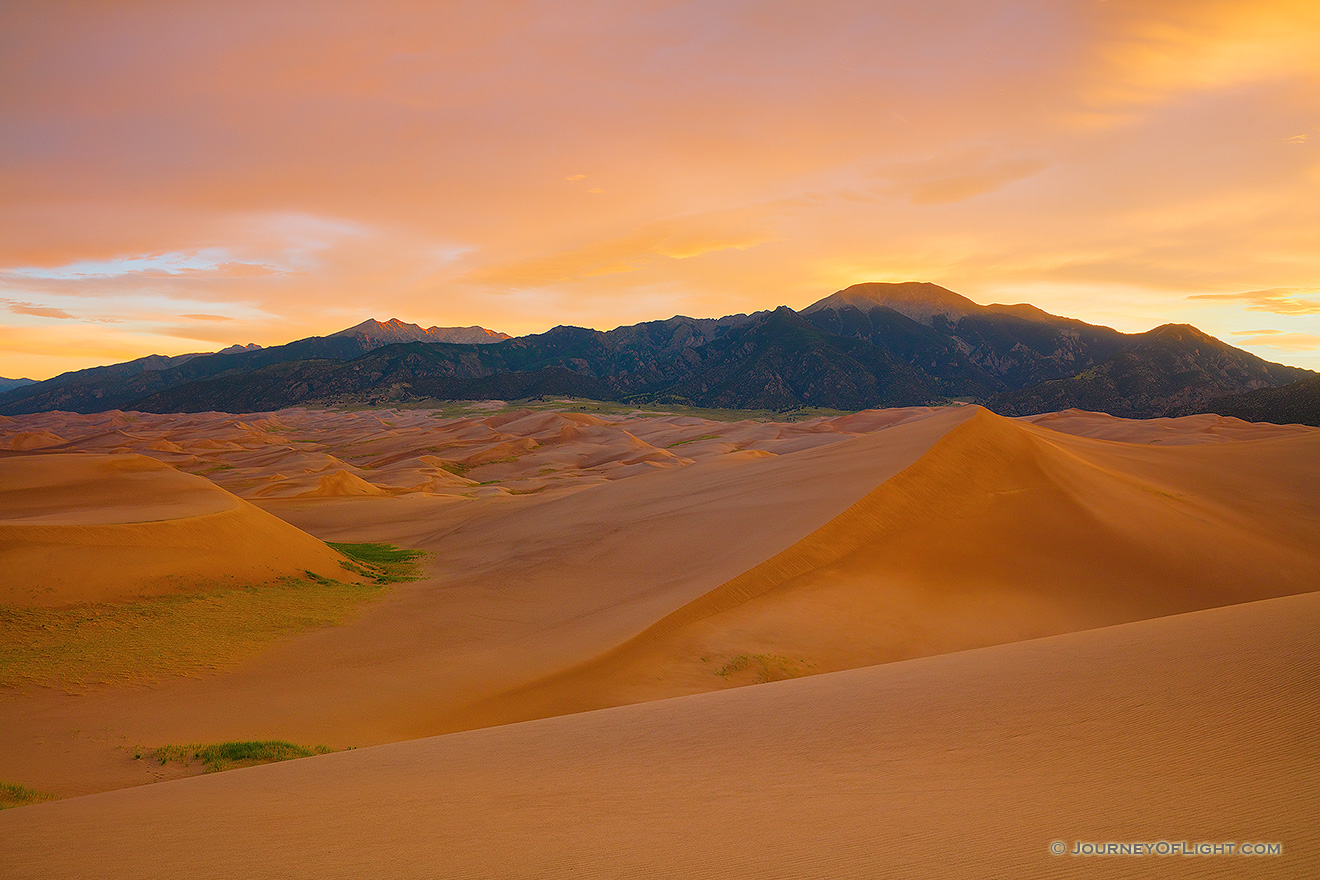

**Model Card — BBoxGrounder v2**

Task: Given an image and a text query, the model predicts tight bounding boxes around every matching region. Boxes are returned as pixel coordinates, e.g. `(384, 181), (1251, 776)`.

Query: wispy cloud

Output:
(1188, 288), (1320, 315)
(1, 248), (281, 281)
(2, 299), (75, 319)
(469, 213), (775, 288)
(1230, 330), (1320, 351)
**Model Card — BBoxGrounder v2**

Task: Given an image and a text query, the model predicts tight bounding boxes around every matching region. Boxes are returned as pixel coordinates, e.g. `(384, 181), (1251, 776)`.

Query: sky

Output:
(2, 0), (1319, 380)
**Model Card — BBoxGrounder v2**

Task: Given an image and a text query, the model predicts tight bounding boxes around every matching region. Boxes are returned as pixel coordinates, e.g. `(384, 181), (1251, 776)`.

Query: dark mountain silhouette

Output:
(1, 283), (1309, 418)
(0, 321), (505, 415)
(1204, 374), (1320, 427)
(990, 323), (1307, 418)
(801, 282), (1130, 396)
(0, 376), (35, 393)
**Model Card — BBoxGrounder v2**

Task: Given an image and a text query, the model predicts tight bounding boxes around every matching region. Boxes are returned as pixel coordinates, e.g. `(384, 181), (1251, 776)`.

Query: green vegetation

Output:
(0, 782), (55, 810)
(714, 653), (815, 684)
(349, 396), (854, 423)
(329, 542), (426, 584)
(0, 574), (390, 693)
(665, 433), (719, 448)
(149, 740), (331, 773)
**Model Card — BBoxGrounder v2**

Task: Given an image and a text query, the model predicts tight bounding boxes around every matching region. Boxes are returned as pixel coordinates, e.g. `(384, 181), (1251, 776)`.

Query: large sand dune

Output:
(0, 453), (349, 605)
(2, 590), (1315, 879)
(470, 406), (1320, 722)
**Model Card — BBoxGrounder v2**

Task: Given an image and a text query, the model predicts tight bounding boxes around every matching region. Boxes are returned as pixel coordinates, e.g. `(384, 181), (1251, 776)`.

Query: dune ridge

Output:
(624, 407), (1038, 642)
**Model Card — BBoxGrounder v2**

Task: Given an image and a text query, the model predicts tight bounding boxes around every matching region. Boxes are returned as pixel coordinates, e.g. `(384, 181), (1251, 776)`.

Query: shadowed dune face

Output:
(1, 592), (1315, 880)
(0, 454), (349, 606)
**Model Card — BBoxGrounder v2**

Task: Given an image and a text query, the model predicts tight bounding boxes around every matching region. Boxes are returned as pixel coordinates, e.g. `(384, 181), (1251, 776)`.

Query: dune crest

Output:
(298, 469), (391, 498)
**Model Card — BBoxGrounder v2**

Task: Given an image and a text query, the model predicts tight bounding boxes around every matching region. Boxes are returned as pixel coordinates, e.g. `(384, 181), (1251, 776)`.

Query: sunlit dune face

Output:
(1, 0), (1318, 378)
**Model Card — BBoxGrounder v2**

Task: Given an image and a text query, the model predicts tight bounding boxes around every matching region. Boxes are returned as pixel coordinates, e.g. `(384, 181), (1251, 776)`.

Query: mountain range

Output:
(1, 282), (1314, 423)
(0, 376), (35, 393)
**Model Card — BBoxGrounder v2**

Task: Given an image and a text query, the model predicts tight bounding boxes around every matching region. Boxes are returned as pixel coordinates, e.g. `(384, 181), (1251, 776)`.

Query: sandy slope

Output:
(0, 453), (348, 605)
(0, 407), (973, 797)
(469, 407), (1320, 723)
(2, 590), (1315, 879)
(2, 403), (1320, 802)
(0, 404), (1316, 807)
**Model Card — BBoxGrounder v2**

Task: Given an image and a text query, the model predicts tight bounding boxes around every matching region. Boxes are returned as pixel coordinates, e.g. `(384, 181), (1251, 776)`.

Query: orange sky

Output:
(2, 0), (1319, 379)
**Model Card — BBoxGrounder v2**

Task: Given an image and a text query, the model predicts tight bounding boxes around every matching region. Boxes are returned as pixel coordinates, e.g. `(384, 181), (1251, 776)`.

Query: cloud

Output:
(154, 324), (262, 346)
(0, 248), (282, 281)
(1231, 330), (1320, 351)
(2, 299), (75, 319)
(469, 214), (774, 288)
(3, 3), (1320, 376)
(1188, 288), (1320, 315)
(1084, 0), (1320, 111)
(180, 313), (235, 322)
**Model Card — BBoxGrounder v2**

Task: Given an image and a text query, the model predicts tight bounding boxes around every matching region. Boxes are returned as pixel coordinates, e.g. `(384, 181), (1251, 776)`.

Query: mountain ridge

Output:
(331, 318), (511, 346)
(0, 284), (1311, 420)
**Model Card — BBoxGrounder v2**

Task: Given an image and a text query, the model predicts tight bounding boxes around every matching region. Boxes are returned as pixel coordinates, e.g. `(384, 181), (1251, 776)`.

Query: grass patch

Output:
(328, 542), (426, 584)
(149, 740), (331, 773)
(714, 653), (815, 684)
(0, 576), (388, 693)
(339, 396), (856, 423)
(0, 782), (55, 810)
(665, 433), (719, 448)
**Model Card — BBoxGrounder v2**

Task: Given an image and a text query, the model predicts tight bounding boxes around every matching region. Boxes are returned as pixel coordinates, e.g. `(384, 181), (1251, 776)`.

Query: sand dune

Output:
(0, 402), (1316, 819)
(0, 453), (350, 606)
(467, 406), (1320, 723)
(0, 404), (952, 501)
(1022, 407), (1313, 444)
(297, 468), (392, 497)
(0, 406), (974, 797)
(2, 590), (1315, 879)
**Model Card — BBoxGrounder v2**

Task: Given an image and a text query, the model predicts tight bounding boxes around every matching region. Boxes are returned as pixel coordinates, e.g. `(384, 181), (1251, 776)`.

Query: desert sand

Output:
(0, 401), (1316, 877)
(0, 453), (350, 605)
(1, 590), (1315, 879)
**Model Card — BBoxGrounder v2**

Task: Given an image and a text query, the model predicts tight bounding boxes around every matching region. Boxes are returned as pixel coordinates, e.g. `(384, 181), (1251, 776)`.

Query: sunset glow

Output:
(3, 0), (1319, 378)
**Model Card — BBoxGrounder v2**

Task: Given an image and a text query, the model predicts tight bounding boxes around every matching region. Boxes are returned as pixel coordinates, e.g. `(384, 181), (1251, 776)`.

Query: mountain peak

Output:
(804, 281), (1068, 327)
(331, 319), (511, 345)
(803, 282), (981, 325)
